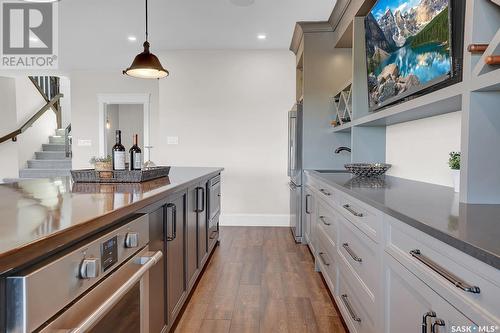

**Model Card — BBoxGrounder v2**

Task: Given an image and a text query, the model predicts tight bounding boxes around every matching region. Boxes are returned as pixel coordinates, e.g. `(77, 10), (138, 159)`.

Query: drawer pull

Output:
(342, 243), (362, 262)
(319, 216), (331, 226)
(410, 249), (480, 294)
(209, 230), (219, 240)
(305, 194), (312, 214)
(422, 311), (436, 333)
(320, 189), (331, 196)
(431, 319), (445, 333)
(318, 252), (330, 266)
(341, 294), (361, 322)
(342, 204), (363, 217)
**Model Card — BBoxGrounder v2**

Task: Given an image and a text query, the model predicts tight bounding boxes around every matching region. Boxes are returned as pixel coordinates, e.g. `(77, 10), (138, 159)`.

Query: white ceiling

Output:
(58, 0), (336, 69)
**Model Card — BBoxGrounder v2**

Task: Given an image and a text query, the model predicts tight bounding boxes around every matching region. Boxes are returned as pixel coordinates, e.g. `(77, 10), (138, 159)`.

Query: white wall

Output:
(15, 77), (56, 169)
(386, 111), (462, 187)
(157, 50), (295, 226)
(0, 76), (56, 180)
(0, 77), (19, 180)
(69, 72), (159, 169)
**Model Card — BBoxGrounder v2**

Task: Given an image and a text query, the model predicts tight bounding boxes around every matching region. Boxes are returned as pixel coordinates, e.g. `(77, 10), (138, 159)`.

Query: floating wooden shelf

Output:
(354, 84), (463, 127)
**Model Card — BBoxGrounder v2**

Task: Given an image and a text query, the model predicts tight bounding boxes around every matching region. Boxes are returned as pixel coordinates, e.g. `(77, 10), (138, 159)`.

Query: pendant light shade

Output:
(123, 0), (169, 79)
(123, 41), (169, 79)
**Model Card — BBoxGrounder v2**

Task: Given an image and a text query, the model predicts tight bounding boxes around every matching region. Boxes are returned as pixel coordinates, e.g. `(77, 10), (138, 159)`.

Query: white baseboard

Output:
(219, 214), (290, 227)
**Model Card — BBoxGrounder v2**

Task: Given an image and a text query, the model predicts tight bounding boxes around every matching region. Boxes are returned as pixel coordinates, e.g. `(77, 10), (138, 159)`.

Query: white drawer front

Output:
(338, 215), (379, 303)
(316, 229), (337, 293)
(306, 176), (338, 206)
(386, 217), (500, 326)
(316, 199), (338, 244)
(338, 192), (382, 243)
(337, 267), (377, 333)
(384, 253), (475, 333)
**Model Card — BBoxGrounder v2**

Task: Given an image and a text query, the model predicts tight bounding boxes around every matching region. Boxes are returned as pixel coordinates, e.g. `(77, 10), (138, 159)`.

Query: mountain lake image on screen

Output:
(365, 0), (452, 110)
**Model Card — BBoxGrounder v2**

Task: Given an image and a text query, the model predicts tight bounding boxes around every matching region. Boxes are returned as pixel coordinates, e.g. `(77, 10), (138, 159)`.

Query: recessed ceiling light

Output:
(29, 37), (39, 42)
(257, 34), (267, 40)
(128, 36), (137, 42)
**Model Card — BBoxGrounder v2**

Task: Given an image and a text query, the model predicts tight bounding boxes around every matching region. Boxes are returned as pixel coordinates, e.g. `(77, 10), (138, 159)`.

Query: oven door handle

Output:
(68, 251), (163, 333)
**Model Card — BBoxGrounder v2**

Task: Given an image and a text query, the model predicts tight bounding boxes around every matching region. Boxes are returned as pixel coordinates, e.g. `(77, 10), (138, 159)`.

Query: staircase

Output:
(19, 128), (72, 178)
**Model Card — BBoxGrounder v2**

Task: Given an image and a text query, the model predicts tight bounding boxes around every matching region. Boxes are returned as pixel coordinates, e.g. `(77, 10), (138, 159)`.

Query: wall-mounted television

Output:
(364, 0), (464, 111)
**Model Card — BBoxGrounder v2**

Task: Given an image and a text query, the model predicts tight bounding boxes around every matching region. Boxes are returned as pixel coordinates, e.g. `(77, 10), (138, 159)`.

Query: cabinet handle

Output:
(305, 194), (311, 214)
(340, 294), (361, 322)
(209, 230), (218, 240)
(319, 188), (331, 196)
(431, 319), (445, 333)
(319, 216), (331, 226)
(196, 187), (205, 212)
(422, 311), (436, 333)
(318, 252), (330, 266)
(410, 250), (480, 294)
(342, 243), (362, 262)
(166, 203), (177, 241)
(342, 204), (363, 217)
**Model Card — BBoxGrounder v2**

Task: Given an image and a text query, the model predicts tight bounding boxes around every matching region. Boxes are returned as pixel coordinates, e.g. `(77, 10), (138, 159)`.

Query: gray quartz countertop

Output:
(306, 170), (500, 269)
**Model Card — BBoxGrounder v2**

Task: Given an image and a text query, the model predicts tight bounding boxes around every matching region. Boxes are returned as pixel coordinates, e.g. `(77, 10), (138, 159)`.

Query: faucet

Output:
(335, 146), (351, 154)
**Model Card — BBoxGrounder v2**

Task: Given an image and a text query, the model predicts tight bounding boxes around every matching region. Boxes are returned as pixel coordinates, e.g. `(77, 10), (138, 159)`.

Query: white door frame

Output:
(97, 93), (151, 157)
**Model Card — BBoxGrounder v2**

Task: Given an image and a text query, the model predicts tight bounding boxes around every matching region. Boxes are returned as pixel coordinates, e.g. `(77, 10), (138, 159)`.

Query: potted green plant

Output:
(448, 152), (460, 193)
(90, 156), (112, 171)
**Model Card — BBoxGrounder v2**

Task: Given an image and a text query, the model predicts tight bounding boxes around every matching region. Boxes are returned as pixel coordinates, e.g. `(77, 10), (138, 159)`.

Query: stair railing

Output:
(0, 93), (63, 144)
(65, 123), (72, 158)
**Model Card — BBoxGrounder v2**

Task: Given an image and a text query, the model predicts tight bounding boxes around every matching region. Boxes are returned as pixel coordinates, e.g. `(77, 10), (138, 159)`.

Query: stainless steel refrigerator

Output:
(287, 101), (350, 243)
(288, 103), (303, 242)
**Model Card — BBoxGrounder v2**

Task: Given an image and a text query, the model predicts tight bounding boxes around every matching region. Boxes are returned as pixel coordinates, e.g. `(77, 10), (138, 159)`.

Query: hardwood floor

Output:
(173, 227), (346, 333)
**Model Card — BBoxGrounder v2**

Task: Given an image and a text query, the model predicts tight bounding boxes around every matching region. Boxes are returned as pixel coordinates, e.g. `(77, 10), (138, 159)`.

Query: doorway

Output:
(97, 93), (151, 161)
(105, 104), (144, 157)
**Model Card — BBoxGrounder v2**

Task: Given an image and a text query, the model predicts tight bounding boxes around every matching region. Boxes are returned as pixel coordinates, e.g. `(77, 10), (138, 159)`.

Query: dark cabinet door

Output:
(197, 183), (208, 267)
(165, 192), (187, 326)
(148, 206), (167, 333)
(186, 186), (199, 290)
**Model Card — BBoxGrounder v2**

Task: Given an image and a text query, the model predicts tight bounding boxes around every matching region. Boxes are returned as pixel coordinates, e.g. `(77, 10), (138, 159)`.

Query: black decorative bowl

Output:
(344, 163), (392, 177)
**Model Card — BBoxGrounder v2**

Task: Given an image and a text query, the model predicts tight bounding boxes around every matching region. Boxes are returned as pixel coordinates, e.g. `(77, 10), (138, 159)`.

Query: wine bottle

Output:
(112, 130), (126, 170)
(129, 134), (142, 170)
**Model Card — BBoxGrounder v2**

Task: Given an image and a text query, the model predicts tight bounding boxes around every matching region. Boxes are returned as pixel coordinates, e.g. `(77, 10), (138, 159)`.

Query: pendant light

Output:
(123, 0), (169, 79)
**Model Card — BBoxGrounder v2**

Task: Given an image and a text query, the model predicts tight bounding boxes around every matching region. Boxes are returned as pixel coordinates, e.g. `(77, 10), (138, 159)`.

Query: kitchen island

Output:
(0, 166), (222, 333)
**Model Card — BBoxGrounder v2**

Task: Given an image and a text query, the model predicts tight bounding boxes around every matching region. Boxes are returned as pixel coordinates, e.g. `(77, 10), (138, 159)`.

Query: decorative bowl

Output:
(344, 163), (392, 177)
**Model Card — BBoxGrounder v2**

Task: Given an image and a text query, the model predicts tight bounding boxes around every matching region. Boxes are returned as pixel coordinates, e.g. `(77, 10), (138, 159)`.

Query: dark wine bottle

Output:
(129, 134), (142, 170)
(112, 130), (126, 170)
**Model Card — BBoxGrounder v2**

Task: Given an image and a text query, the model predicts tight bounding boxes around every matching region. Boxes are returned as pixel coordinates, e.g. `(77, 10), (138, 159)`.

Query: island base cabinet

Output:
(165, 192), (187, 328)
(384, 254), (475, 333)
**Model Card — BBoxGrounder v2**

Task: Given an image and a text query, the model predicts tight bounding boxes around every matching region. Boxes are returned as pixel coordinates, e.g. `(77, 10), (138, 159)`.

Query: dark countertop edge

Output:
(306, 170), (500, 270)
(0, 168), (223, 275)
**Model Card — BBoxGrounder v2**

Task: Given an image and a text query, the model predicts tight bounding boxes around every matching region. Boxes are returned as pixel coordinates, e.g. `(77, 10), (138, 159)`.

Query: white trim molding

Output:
(219, 214), (290, 227)
(97, 93), (151, 157)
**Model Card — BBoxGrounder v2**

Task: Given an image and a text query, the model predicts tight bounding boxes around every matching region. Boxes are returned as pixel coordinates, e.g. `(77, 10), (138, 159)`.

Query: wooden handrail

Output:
(0, 93), (63, 144)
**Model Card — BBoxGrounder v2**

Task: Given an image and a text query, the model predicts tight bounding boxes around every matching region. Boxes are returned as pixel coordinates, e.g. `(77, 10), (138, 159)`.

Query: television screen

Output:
(365, 0), (452, 110)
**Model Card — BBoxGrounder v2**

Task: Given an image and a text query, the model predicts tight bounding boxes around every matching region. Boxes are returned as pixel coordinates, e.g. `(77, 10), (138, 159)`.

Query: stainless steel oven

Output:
(6, 215), (162, 333)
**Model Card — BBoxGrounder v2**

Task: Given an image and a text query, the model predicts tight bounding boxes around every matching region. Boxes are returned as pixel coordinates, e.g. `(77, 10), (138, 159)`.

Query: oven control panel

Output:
(101, 236), (118, 272)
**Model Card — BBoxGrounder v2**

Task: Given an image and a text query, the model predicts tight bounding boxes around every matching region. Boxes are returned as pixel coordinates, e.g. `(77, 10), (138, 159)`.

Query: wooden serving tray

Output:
(71, 166), (171, 183)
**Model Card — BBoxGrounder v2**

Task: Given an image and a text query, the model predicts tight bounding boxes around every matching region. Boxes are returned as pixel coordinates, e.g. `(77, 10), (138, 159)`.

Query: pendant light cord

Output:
(145, 0), (149, 42)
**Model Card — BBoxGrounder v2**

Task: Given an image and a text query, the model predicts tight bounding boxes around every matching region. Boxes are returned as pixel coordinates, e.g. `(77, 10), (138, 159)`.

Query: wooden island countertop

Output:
(0, 167), (222, 275)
